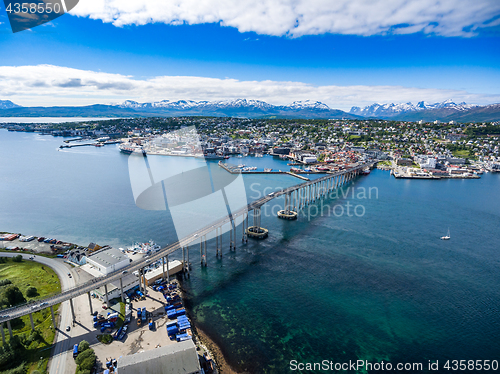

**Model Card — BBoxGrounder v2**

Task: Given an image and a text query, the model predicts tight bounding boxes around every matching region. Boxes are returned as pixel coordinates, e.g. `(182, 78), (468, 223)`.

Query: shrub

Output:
(12, 255), (22, 263)
(79, 356), (95, 372)
(26, 286), (38, 297)
(97, 334), (113, 344)
(0, 279), (12, 286)
(75, 348), (94, 366)
(78, 340), (90, 353)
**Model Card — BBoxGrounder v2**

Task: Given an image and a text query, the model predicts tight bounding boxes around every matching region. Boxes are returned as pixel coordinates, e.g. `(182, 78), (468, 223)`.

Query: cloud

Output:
(69, 0), (500, 37)
(0, 64), (499, 110)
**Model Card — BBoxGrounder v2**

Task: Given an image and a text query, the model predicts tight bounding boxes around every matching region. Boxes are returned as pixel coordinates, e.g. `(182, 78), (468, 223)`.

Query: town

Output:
(2, 117), (500, 178)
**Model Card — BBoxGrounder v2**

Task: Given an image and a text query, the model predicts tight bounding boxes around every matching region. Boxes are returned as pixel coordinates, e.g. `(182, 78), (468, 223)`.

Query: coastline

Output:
(194, 325), (241, 374)
(178, 281), (241, 374)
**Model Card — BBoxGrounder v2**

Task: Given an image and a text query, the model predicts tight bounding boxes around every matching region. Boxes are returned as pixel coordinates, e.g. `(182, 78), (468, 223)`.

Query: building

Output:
(396, 158), (413, 166)
(86, 247), (130, 275)
(93, 274), (139, 301)
(66, 250), (87, 266)
(117, 339), (201, 374)
(144, 260), (184, 286)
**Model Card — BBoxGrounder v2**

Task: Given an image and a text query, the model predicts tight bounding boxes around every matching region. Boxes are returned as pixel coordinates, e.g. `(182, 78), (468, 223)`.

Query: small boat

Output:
(440, 228), (450, 240)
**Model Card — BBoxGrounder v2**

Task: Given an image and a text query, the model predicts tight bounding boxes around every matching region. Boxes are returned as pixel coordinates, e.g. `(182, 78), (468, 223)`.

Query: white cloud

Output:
(69, 0), (500, 37)
(0, 65), (499, 110)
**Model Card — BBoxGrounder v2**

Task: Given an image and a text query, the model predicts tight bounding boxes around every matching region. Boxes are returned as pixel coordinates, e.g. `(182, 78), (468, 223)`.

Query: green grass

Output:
(452, 150), (470, 158)
(0, 259), (61, 300)
(0, 257), (62, 373)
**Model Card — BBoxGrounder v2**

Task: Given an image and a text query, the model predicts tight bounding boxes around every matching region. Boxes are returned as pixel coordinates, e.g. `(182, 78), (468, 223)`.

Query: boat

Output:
(264, 168), (272, 172)
(119, 143), (146, 155)
(361, 167), (371, 175)
(440, 228), (450, 240)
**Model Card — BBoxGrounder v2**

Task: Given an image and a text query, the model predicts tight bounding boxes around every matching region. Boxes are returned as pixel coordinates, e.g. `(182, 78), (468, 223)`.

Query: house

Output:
(66, 250), (86, 266)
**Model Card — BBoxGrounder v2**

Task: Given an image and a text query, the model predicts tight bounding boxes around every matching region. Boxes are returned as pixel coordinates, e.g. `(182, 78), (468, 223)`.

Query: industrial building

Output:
(117, 339), (201, 374)
(86, 247), (130, 275)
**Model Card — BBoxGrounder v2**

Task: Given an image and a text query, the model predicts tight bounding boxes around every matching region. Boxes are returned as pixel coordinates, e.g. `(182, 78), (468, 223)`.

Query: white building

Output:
(86, 247), (130, 275)
(419, 158), (437, 169)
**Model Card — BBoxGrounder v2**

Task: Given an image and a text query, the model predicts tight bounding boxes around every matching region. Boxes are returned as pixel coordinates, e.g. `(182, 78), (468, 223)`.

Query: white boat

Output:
(440, 228), (450, 240)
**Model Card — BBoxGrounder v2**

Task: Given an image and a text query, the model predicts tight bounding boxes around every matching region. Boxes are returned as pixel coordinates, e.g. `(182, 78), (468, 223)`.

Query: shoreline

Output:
(177, 282), (241, 374)
(194, 325), (241, 374)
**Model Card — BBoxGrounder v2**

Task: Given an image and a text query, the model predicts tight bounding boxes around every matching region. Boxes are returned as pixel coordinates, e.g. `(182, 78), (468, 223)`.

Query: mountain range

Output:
(0, 99), (357, 119)
(0, 98), (499, 122)
(350, 100), (500, 122)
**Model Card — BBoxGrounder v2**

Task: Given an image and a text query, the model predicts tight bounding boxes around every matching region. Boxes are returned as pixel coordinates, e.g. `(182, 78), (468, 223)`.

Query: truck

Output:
(148, 319), (154, 331)
(137, 308), (142, 326)
(141, 308), (147, 322)
(73, 344), (79, 358)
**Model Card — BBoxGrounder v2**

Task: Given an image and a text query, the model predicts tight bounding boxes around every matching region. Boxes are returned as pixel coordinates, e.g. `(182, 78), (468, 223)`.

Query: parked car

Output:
(66, 325), (71, 331)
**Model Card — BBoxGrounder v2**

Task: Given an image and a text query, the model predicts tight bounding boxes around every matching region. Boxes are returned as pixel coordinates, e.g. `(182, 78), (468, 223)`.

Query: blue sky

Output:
(0, 0), (500, 110)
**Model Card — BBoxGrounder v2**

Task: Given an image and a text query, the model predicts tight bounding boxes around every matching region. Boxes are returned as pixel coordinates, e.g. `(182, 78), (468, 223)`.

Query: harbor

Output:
(1, 128), (500, 373)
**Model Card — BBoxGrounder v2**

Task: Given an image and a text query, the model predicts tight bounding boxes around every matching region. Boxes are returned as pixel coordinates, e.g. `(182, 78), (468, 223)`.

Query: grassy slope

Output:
(0, 258), (62, 373)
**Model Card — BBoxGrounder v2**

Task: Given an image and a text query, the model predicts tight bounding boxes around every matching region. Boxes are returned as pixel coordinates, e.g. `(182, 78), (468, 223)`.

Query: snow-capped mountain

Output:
(111, 98), (355, 119)
(0, 100), (21, 110)
(118, 99), (298, 111)
(350, 100), (478, 117)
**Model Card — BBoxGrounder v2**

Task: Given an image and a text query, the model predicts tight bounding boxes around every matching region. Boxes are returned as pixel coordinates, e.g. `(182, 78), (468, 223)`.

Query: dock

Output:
(218, 162), (311, 180)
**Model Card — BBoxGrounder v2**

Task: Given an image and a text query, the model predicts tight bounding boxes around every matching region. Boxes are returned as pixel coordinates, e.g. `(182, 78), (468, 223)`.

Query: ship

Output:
(119, 143), (146, 155)
(360, 167), (371, 175)
(127, 240), (162, 254)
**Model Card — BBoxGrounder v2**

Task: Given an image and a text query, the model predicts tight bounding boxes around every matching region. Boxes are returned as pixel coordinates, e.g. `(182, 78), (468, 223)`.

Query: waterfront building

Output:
(117, 339), (201, 374)
(86, 247), (130, 275)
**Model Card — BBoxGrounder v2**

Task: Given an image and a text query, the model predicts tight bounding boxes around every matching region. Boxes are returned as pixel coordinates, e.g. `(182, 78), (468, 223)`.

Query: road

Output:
(0, 253), (76, 374)
(0, 162), (371, 323)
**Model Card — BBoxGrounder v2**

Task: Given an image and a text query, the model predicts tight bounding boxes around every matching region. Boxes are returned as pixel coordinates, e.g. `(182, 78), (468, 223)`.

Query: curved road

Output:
(0, 253), (76, 374)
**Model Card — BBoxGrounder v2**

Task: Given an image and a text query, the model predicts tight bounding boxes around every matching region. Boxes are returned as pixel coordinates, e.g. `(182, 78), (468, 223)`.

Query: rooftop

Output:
(117, 339), (200, 374)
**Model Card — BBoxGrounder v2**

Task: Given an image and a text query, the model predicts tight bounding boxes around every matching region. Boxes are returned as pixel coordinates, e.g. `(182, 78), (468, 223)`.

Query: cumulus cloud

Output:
(69, 0), (500, 37)
(0, 64), (499, 110)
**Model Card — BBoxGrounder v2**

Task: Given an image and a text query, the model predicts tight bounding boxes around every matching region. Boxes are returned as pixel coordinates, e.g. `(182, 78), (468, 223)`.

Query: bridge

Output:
(0, 160), (374, 341)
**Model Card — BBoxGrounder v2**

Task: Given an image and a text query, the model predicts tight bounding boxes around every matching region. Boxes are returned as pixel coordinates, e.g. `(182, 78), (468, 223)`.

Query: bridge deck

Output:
(0, 162), (374, 321)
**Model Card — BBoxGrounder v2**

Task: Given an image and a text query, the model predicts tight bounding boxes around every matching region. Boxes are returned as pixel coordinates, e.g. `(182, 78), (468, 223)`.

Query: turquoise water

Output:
(1, 130), (500, 373)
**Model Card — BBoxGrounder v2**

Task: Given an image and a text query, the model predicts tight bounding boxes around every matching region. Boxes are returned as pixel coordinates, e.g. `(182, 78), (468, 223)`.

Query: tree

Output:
(26, 286), (38, 297)
(75, 348), (95, 366)
(78, 340), (90, 353)
(3, 286), (25, 306)
(12, 255), (22, 263)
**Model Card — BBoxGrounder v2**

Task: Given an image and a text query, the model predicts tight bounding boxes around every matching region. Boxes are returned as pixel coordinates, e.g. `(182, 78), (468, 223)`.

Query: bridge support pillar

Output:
(87, 292), (93, 315)
(0, 323), (5, 345)
(69, 298), (76, 323)
(162, 257), (166, 281)
(166, 255), (170, 281)
(29, 313), (35, 331)
(246, 208), (268, 239)
(200, 239), (203, 265)
(50, 305), (56, 327)
(182, 246), (186, 272)
(186, 245), (190, 276)
(142, 272), (147, 292)
(104, 284), (110, 308)
(6, 320), (12, 339)
(204, 238), (207, 266)
(278, 193), (297, 220)
(120, 278), (125, 303)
